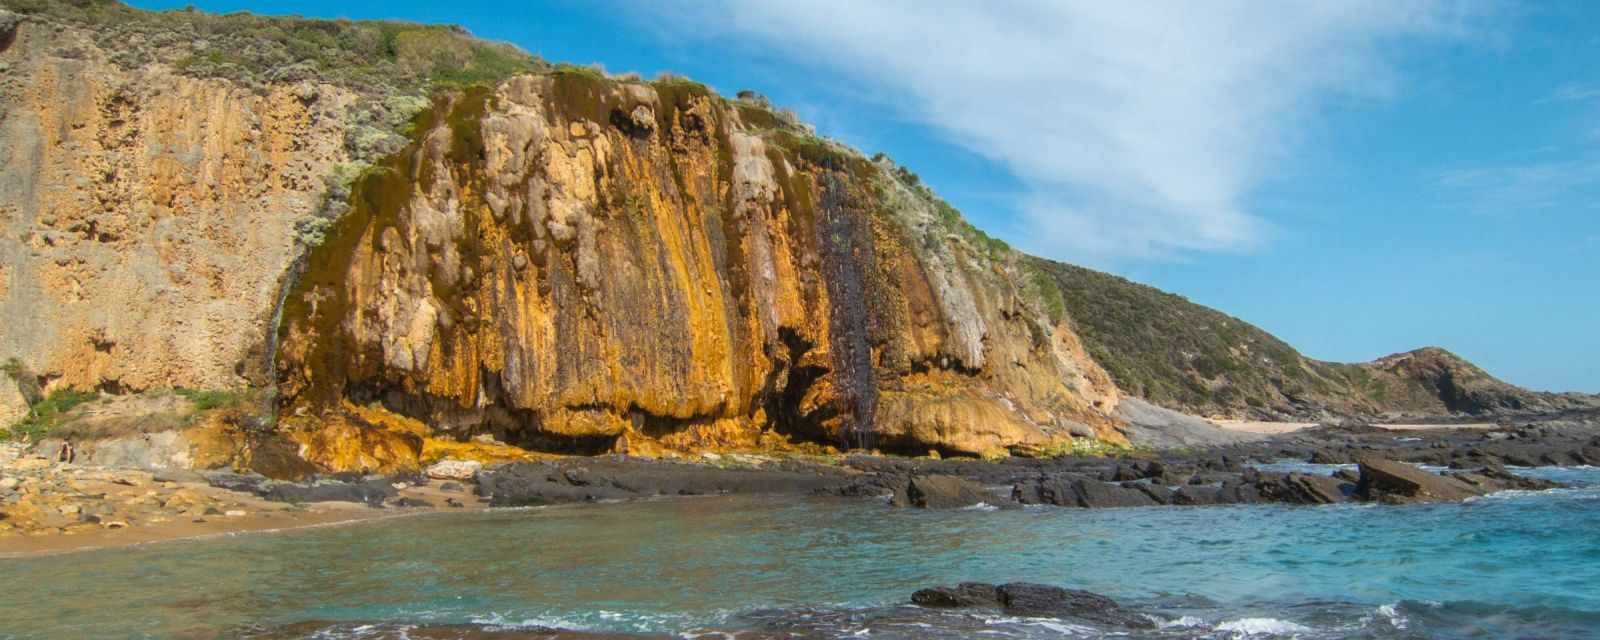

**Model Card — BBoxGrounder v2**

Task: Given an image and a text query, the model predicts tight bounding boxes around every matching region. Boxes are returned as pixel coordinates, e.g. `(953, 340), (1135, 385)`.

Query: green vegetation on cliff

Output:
(3, 389), (98, 442)
(4, 0), (543, 92)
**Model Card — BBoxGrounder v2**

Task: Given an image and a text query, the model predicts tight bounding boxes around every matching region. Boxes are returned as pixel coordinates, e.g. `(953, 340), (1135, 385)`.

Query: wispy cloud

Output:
(1537, 83), (1600, 104)
(1435, 160), (1600, 214)
(643, 1), (1485, 262)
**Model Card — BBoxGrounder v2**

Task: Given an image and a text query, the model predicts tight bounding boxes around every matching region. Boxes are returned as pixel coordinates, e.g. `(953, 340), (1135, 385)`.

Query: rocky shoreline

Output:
(0, 442), (487, 555)
(242, 582), (1161, 639)
(467, 418), (1595, 510)
(4, 416), (1597, 555)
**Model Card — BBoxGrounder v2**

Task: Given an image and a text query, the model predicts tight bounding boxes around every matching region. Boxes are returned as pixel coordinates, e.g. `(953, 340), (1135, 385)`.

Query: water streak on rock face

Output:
(272, 75), (1125, 461)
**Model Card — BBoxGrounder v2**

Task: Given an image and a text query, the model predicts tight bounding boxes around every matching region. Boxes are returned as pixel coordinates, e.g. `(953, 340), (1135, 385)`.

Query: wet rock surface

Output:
(912, 582), (1155, 629)
(0, 452), (295, 541)
(0, 440), (483, 546)
(910, 582), (1001, 608)
(1354, 456), (1558, 504)
(902, 475), (993, 509)
(1200, 412), (1600, 469)
(821, 418), (1596, 510)
(475, 456), (852, 507)
(204, 472), (404, 507)
(5, 414), (1594, 549)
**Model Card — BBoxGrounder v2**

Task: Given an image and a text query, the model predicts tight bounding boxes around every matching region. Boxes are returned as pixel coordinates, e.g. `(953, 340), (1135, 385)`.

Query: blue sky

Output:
(132, 1), (1598, 393)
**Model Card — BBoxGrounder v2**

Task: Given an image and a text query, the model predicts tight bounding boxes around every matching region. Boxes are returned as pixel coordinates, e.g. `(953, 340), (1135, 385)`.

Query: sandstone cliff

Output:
(1, 3), (1589, 474)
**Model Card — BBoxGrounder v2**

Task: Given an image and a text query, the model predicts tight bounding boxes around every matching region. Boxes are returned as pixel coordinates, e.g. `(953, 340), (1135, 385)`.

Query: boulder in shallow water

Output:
(1012, 475), (1159, 508)
(1357, 457), (1481, 504)
(1290, 473), (1352, 504)
(1130, 481), (1174, 505)
(1249, 472), (1352, 505)
(1074, 479), (1160, 508)
(906, 475), (990, 509)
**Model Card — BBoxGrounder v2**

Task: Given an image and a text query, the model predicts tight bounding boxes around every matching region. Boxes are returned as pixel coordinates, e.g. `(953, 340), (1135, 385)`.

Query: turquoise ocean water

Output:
(2, 465), (1597, 639)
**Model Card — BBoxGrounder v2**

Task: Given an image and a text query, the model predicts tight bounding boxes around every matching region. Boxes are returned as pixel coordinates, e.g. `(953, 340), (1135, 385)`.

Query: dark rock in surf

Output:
(911, 582), (1154, 629)
(1357, 457), (1481, 504)
(911, 582), (1000, 608)
(906, 475), (990, 509)
(996, 583), (1155, 629)
(476, 458), (849, 507)
(1012, 476), (1158, 508)
(1171, 485), (1221, 506)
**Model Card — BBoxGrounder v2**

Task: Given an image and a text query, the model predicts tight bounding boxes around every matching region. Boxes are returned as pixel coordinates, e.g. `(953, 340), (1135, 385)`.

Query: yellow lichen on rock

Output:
(287, 408), (424, 476)
(282, 401), (545, 474)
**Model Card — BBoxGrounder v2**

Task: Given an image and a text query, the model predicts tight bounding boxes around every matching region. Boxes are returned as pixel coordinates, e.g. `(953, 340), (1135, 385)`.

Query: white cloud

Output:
(645, 1), (1484, 262)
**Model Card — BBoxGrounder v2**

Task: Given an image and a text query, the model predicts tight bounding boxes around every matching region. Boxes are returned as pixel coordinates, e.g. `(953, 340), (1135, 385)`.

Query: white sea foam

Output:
(471, 611), (591, 631)
(1375, 602), (1408, 629)
(1215, 617), (1314, 635)
(980, 615), (1096, 635)
(1159, 615), (1206, 628)
(1029, 619), (1098, 635)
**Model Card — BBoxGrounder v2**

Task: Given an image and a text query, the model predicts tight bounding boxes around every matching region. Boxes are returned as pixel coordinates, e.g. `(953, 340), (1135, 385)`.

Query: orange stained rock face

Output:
(274, 73), (1130, 461)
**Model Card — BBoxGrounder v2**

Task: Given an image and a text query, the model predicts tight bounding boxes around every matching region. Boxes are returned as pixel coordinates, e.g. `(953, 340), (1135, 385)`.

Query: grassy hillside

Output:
(1034, 260), (1585, 419)
(2, 0), (542, 92)
(1034, 260), (1352, 417)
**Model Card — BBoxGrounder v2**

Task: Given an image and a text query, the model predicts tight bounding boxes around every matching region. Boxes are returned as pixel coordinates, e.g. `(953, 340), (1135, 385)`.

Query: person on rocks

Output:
(56, 441), (74, 463)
